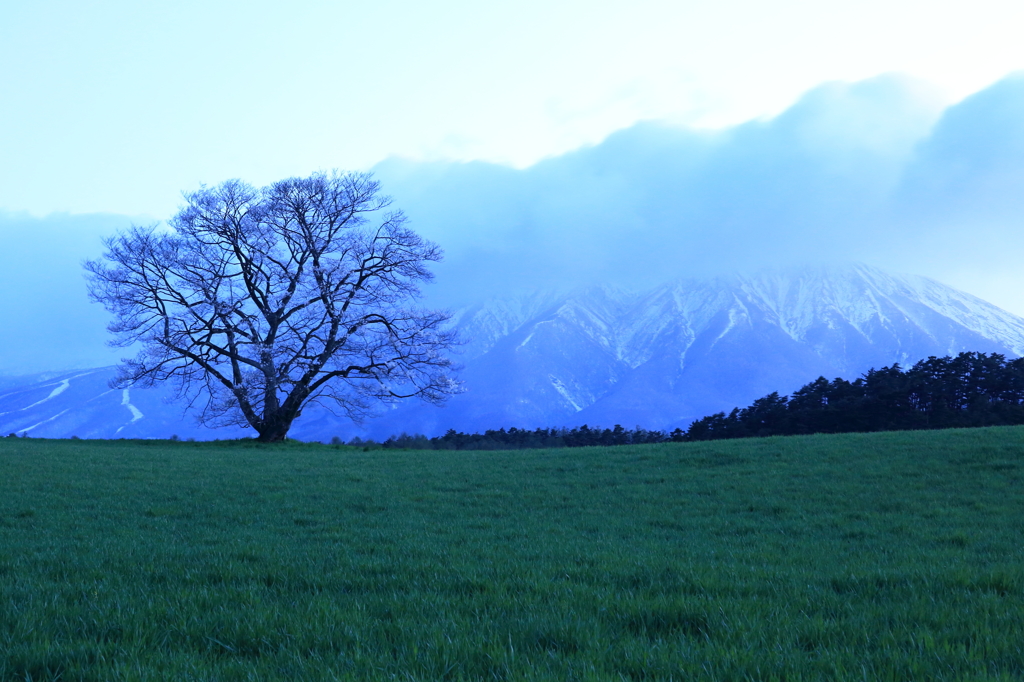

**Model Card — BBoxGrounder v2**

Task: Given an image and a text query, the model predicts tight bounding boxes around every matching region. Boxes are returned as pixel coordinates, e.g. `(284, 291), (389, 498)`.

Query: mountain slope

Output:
(389, 263), (1024, 436)
(3, 264), (1024, 441)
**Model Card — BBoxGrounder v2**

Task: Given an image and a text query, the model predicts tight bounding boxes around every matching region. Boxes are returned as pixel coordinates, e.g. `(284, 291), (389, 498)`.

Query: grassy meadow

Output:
(1, 427), (1023, 680)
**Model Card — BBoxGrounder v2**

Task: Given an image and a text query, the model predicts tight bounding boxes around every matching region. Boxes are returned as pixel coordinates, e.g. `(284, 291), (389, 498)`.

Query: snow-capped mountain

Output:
(381, 263), (1024, 437)
(4, 263), (1024, 441)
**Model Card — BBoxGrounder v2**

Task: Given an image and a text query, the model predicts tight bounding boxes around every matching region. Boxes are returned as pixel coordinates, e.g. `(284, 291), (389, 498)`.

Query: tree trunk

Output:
(255, 410), (296, 443)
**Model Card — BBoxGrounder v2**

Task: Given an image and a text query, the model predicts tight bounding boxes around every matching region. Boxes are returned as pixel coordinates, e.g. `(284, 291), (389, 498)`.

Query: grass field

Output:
(1, 427), (1023, 681)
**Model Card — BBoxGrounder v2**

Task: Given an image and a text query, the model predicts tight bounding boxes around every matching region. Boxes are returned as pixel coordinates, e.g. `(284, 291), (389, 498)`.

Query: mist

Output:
(0, 211), (129, 374)
(3, 73), (1024, 375)
(374, 73), (1024, 315)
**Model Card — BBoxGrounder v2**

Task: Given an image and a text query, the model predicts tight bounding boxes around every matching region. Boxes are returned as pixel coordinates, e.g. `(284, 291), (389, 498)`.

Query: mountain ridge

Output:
(3, 263), (1024, 441)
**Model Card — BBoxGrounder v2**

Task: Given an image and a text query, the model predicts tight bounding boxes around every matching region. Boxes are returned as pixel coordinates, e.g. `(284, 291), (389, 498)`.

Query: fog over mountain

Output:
(0, 211), (133, 373)
(373, 73), (1024, 313)
(2, 72), (1024, 378)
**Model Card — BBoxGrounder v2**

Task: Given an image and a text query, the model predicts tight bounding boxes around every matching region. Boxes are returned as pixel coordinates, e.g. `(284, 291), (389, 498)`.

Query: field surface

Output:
(1, 428), (1023, 680)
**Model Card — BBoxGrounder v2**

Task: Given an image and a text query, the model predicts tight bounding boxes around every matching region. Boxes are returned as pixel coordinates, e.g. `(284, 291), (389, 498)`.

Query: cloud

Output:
(880, 72), (1024, 310)
(0, 212), (129, 373)
(373, 74), (950, 304)
(896, 72), (1024, 219)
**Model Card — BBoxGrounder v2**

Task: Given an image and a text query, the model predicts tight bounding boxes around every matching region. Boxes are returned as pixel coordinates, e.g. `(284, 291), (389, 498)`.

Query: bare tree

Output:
(85, 171), (461, 442)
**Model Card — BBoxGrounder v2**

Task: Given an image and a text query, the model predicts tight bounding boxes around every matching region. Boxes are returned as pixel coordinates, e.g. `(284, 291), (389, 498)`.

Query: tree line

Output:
(685, 351), (1024, 440)
(349, 423), (679, 450)
(358, 352), (1024, 449)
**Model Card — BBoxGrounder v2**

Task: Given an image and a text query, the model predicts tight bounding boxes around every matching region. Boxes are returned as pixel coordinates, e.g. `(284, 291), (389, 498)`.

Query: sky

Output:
(2, 0), (1024, 373)
(3, 0), (1024, 217)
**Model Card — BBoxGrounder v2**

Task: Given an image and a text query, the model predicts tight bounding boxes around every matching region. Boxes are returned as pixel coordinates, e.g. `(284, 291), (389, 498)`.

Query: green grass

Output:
(1, 427), (1023, 681)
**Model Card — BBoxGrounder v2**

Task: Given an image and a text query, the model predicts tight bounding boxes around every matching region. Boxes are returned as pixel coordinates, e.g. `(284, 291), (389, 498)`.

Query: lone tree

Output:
(85, 171), (461, 442)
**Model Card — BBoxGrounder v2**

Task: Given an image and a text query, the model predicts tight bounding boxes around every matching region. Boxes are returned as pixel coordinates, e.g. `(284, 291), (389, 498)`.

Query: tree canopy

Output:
(86, 171), (460, 442)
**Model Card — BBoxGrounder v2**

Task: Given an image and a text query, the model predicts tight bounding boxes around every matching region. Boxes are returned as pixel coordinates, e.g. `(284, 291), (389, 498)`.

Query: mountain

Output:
(378, 263), (1024, 437)
(0, 369), (250, 441)
(3, 263), (1024, 442)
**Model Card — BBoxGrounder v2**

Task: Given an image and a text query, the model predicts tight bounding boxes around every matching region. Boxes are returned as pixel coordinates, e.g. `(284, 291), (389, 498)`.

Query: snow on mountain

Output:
(0, 368), (250, 440)
(448, 289), (567, 360)
(389, 263), (1024, 437)
(3, 263), (1024, 441)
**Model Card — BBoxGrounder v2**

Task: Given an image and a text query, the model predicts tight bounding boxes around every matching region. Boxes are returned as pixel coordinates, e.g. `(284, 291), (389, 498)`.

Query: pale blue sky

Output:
(3, 0), (1024, 217)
